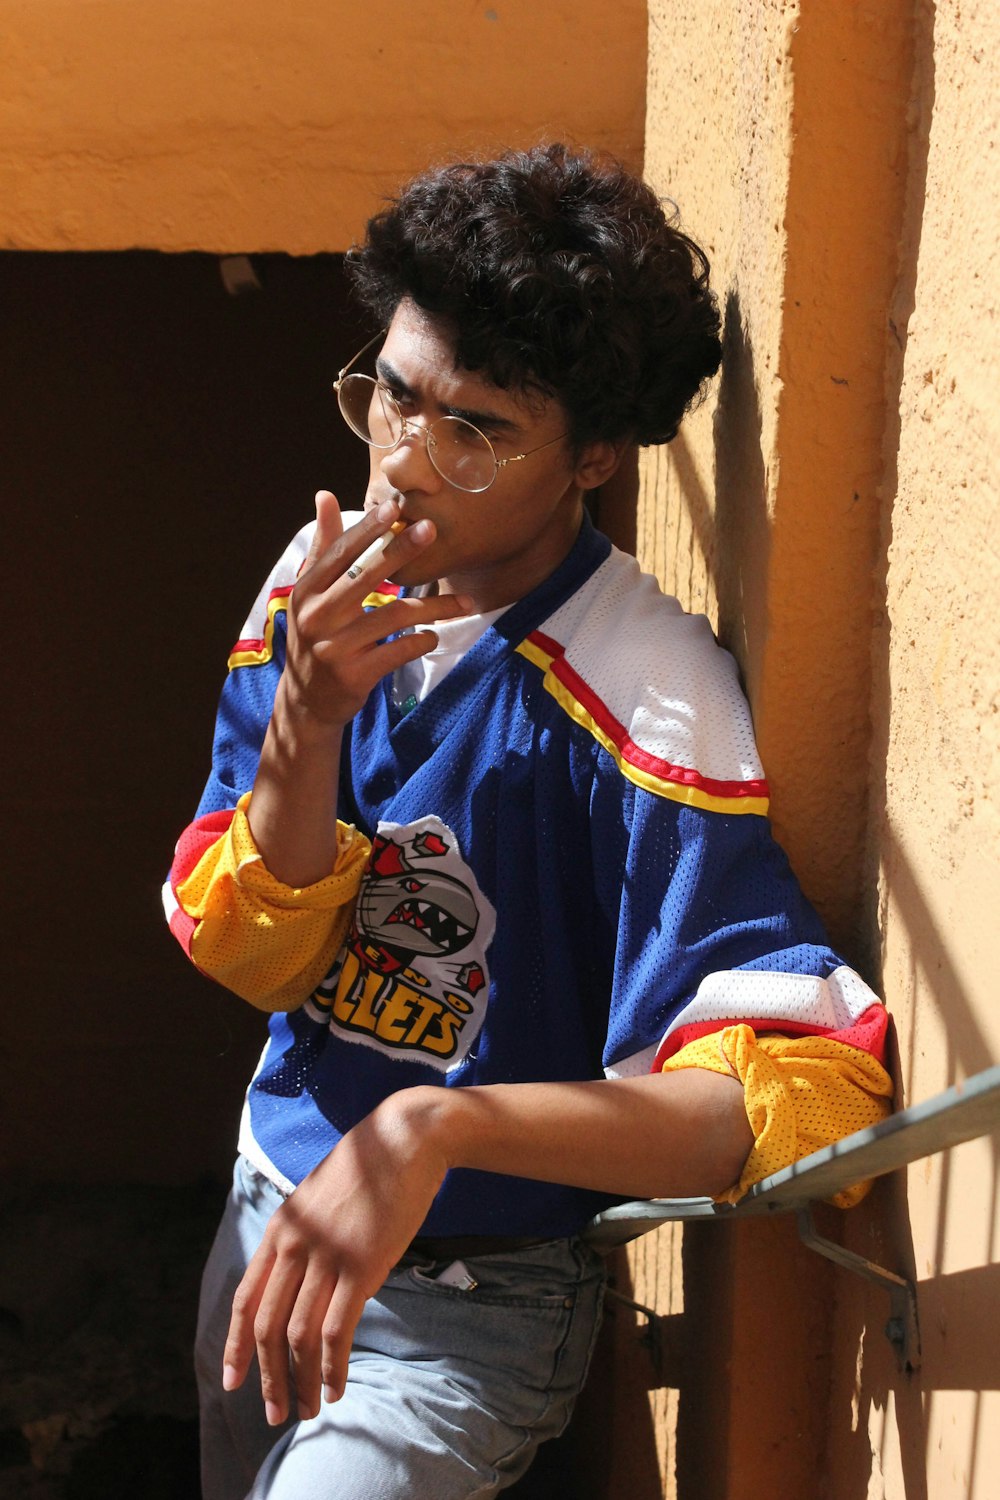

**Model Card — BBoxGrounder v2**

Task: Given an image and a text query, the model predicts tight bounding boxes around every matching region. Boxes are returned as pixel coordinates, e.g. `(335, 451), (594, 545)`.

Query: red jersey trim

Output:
(228, 587), (295, 670)
(651, 1002), (890, 1072)
(525, 628), (770, 803)
(170, 807), (237, 895)
(227, 582), (400, 671)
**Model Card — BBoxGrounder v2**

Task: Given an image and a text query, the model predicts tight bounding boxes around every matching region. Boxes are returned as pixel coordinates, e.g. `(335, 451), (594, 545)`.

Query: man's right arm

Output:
(165, 489), (470, 1001)
(245, 491), (468, 885)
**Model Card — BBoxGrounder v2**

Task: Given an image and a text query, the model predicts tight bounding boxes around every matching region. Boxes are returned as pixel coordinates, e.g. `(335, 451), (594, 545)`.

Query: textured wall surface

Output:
(642, 0), (911, 958)
(634, 2), (1000, 1498)
(0, 0), (645, 252)
(836, 1), (1000, 1494)
(636, 6), (807, 1493)
(637, 9), (793, 1497)
(640, 0), (789, 630)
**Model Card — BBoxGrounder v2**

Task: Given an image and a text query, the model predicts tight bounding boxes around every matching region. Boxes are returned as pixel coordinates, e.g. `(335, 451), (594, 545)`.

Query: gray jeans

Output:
(196, 1156), (607, 1500)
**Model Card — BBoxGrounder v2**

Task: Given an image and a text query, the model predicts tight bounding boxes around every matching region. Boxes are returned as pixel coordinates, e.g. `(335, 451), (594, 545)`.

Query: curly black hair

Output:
(346, 143), (722, 451)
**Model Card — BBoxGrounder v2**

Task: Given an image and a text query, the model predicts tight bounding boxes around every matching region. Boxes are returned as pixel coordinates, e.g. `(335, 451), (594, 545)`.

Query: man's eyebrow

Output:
(376, 356), (520, 435)
(376, 356), (414, 397)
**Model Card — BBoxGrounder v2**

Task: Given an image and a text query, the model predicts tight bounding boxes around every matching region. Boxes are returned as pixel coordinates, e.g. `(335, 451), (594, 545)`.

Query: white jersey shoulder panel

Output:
(523, 546), (768, 808)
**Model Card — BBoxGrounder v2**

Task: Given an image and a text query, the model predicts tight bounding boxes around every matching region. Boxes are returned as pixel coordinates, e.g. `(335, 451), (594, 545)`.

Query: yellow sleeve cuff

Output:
(660, 1026), (894, 1208)
(175, 792), (372, 1011)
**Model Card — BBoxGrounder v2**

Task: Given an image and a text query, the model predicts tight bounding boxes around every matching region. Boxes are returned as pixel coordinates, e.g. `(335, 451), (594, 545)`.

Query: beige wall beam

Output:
(0, 0), (645, 253)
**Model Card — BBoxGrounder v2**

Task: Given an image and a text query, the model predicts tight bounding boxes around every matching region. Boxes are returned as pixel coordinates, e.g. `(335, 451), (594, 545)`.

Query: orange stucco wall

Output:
(833, 2), (1000, 1493)
(0, 0), (645, 253)
(634, 2), (1000, 1498)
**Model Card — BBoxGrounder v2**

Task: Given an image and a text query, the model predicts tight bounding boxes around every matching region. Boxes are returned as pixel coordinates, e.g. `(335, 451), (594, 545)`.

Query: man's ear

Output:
(573, 438), (632, 492)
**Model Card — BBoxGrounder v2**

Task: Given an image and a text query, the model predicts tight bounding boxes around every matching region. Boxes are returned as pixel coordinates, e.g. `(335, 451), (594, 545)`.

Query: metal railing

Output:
(584, 1064), (1000, 1370)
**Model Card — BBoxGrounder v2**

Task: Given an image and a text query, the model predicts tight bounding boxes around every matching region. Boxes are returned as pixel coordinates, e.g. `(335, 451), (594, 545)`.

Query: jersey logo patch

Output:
(313, 816), (496, 1072)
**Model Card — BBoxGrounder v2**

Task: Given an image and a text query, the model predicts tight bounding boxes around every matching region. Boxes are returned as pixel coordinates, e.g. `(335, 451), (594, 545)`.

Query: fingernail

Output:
(455, 595), (476, 612)
(376, 498), (397, 521)
(297, 1401), (314, 1422)
(265, 1400), (283, 1426)
(222, 1363), (239, 1391)
(323, 1383), (337, 1404)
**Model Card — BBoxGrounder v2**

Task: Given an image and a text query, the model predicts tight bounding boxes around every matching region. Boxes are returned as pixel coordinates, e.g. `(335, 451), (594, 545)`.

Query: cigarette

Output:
(348, 520), (408, 578)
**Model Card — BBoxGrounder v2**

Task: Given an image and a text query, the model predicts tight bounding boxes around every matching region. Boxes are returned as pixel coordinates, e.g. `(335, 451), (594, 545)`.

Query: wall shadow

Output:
(594, 446), (639, 557)
(710, 287), (771, 697)
(667, 429), (719, 602)
(504, 1246), (675, 1499)
(819, 1169), (928, 1500)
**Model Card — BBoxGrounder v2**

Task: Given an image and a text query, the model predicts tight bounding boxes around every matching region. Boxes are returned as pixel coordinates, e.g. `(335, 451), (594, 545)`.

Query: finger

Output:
(377, 513), (470, 581)
(335, 510), (435, 593)
(222, 1243), (277, 1393)
(286, 1267), (336, 1420)
(342, 518), (411, 585)
(306, 499), (401, 591)
(251, 1253), (310, 1426)
(314, 590), (474, 659)
(321, 1278), (369, 1404)
(305, 490), (345, 568)
(312, 629), (444, 684)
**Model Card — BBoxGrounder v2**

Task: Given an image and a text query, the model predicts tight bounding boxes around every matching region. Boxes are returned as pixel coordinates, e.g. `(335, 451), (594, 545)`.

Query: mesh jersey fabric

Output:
(662, 1027), (893, 1206)
(167, 511), (889, 1236)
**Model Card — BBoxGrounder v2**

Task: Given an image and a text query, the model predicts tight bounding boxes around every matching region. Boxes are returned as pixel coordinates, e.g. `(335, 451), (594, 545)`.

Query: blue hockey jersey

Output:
(168, 512), (887, 1237)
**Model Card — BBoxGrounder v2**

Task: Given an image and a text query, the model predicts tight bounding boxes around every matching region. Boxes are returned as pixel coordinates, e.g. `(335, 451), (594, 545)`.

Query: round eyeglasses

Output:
(333, 330), (566, 494)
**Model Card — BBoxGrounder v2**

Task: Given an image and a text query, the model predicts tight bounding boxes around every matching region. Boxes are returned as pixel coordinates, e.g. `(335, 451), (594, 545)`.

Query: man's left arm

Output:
(221, 1067), (751, 1426)
(223, 704), (894, 1424)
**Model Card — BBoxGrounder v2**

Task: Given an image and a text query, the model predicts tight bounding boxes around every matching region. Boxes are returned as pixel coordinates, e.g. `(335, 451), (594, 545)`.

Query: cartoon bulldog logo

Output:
(311, 817), (496, 1071)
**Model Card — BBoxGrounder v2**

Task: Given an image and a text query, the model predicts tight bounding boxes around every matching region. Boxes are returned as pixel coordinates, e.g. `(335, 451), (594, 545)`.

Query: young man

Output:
(166, 145), (893, 1499)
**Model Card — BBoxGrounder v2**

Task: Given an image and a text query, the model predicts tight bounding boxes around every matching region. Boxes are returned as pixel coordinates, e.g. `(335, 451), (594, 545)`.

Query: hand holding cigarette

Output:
(347, 520), (409, 580)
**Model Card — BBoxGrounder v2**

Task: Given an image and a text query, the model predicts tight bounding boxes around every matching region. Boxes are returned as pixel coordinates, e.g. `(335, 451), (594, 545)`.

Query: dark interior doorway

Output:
(2, 250), (377, 1495)
(2, 252), (628, 1497)
(4, 250), (372, 1188)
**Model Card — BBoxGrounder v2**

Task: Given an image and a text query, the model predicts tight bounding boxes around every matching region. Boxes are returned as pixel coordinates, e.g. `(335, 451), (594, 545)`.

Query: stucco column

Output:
(625, 3), (916, 1496)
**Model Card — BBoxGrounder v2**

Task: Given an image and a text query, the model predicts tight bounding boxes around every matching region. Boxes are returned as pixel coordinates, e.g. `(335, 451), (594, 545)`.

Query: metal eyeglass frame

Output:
(333, 329), (567, 494)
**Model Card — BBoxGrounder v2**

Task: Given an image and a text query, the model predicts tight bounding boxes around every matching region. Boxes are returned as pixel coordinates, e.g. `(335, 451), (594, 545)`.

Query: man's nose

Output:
(379, 420), (443, 492)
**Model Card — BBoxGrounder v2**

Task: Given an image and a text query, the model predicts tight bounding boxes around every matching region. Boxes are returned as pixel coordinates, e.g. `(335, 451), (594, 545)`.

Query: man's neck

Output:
(436, 507), (585, 614)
